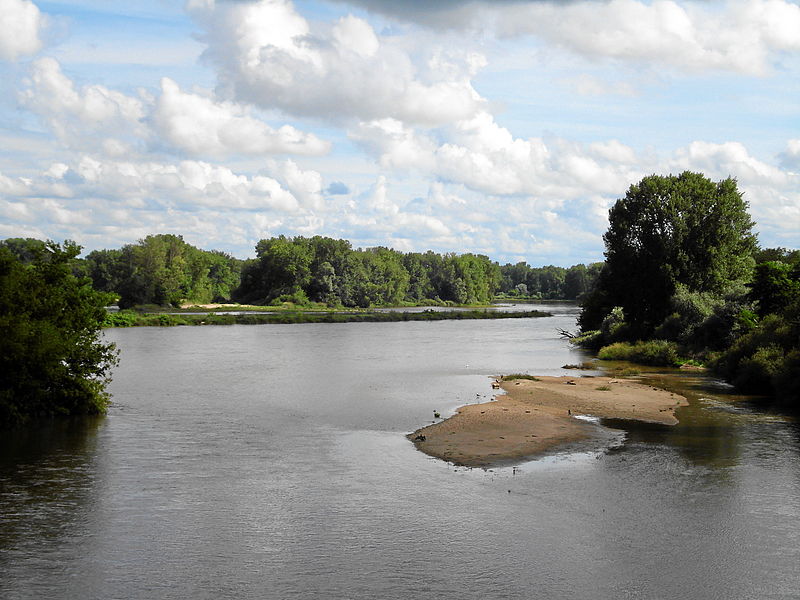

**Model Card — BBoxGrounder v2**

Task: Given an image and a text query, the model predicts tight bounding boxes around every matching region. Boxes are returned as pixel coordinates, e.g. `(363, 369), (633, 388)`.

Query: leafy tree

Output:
(0, 237), (48, 263)
(85, 248), (125, 293)
(0, 242), (118, 428)
(581, 172), (757, 336)
(749, 261), (800, 317)
(88, 235), (241, 307)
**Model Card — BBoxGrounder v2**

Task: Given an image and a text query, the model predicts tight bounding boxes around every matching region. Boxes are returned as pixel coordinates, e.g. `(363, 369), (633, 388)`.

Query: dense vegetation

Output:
(13, 233), (596, 309)
(577, 171), (799, 405)
(83, 234), (243, 308)
(0, 241), (118, 428)
(497, 262), (603, 300)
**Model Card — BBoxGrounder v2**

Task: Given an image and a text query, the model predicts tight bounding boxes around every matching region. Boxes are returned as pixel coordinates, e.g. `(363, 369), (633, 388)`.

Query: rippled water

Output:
(2, 304), (799, 599)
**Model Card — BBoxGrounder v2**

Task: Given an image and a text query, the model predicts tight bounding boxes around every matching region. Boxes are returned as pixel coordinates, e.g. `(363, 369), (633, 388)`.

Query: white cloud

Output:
(265, 159), (325, 211)
(19, 57), (146, 150)
(188, 0), (486, 125)
(0, 0), (45, 60)
(153, 78), (330, 157)
(352, 112), (639, 197)
(341, 0), (800, 75)
(671, 140), (790, 186)
(19, 58), (331, 160)
(3, 155), (313, 213)
(505, 0), (800, 75)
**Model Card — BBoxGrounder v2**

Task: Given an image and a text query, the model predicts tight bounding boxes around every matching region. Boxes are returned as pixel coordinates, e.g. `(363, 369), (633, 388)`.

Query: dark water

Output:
(2, 304), (799, 599)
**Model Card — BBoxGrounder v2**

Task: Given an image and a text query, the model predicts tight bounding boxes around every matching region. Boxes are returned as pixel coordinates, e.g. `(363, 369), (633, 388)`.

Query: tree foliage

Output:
(233, 236), (504, 307)
(498, 261), (602, 300)
(0, 242), (118, 428)
(581, 172), (757, 336)
(85, 234), (243, 307)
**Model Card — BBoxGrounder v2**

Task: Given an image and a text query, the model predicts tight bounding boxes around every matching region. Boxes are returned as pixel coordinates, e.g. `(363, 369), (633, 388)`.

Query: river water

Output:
(1, 303), (798, 599)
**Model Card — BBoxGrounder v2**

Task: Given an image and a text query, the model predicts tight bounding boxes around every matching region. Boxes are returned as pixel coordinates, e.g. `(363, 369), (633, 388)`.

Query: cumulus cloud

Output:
(188, 0), (486, 124)
(265, 159), (325, 211)
(0, 0), (45, 60)
(336, 0), (800, 75)
(19, 57), (147, 152)
(153, 78), (330, 157)
(351, 112), (640, 197)
(671, 140), (790, 186)
(494, 0), (800, 75)
(7, 155), (314, 213)
(18, 57), (330, 160)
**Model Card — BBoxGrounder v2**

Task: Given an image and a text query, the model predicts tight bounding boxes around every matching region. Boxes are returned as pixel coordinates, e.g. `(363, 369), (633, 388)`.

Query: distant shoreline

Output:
(103, 308), (552, 327)
(409, 375), (689, 467)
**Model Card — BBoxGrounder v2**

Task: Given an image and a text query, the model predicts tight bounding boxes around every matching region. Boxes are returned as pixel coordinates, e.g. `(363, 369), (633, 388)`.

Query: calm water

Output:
(2, 303), (799, 599)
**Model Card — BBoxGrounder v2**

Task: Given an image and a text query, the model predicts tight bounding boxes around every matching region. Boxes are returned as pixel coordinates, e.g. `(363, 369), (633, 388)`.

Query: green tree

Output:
(0, 237), (48, 263)
(0, 242), (118, 428)
(749, 261), (800, 317)
(581, 172), (757, 336)
(85, 248), (124, 294)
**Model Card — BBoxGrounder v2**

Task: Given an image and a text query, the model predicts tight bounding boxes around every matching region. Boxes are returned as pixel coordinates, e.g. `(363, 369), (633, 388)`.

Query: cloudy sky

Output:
(1, 0), (798, 265)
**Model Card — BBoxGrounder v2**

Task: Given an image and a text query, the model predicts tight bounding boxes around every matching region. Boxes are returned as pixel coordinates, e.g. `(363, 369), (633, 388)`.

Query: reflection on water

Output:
(1, 305), (799, 599)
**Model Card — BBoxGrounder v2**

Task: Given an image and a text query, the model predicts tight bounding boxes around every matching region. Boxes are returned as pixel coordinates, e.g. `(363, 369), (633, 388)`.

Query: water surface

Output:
(2, 304), (798, 599)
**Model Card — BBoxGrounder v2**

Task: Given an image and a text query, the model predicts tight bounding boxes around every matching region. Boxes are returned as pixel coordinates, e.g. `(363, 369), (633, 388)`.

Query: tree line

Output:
(576, 171), (799, 405)
(2, 234), (600, 309)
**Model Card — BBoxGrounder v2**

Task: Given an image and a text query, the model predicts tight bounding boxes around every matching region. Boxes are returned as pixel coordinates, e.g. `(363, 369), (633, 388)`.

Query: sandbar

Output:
(409, 376), (688, 467)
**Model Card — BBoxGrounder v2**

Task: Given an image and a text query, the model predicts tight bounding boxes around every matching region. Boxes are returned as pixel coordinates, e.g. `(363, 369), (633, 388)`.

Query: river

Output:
(1, 303), (798, 599)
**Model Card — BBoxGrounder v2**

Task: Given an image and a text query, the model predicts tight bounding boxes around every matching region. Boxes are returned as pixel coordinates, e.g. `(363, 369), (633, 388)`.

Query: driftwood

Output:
(556, 328), (577, 339)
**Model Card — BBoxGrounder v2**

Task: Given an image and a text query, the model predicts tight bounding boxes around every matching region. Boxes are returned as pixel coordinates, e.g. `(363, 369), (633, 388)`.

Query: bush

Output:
(733, 344), (784, 393)
(600, 306), (627, 341)
(598, 340), (680, 366)
(103, 310), (138, 327)
(773, 350), (800, 403)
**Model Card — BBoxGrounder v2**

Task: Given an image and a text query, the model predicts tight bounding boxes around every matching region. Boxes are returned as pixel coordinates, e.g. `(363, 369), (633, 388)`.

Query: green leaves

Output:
(586, 171), (757, 336)
(0, 242), (118, 428)
(234, 236), (501, 308)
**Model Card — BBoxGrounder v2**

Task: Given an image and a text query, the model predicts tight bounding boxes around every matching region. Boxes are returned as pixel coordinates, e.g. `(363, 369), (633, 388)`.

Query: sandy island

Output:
(408, 376), (689, 467)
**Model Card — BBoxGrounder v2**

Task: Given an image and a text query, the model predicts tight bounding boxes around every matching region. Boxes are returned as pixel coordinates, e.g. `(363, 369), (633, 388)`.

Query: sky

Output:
(0, 0), (798, 265)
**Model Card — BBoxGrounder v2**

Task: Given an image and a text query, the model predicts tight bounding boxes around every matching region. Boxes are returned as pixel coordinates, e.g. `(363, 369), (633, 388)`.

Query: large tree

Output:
(0, 241), (118, 428)
(580, 172), (757, 336)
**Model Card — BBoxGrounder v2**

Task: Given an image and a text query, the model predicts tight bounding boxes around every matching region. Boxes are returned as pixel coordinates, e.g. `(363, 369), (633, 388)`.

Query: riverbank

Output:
(409, 375), (689, 467)
(103, 308), (550, 327)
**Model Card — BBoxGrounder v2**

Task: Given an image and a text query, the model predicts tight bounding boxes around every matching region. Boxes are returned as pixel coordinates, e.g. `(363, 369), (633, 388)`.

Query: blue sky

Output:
(1, 0), (798, 265)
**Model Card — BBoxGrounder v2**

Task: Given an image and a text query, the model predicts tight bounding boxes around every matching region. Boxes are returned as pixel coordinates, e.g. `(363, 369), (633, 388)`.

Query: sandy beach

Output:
(409, 375), (689, 467)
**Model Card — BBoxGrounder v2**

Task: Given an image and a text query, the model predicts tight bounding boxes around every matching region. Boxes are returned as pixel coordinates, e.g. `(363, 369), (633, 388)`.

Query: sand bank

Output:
(409, 376), (689, 467)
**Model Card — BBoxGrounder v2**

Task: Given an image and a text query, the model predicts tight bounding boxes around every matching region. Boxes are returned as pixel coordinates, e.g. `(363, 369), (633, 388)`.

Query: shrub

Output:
(598, 340), (680, 366)
(733, 344), (784, 393)
(103, 310), (138, 327)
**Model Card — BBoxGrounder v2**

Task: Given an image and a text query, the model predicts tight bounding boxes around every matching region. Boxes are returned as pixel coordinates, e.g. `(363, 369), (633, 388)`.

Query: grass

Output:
(595, 385), (612, 391)
(610, 367), (642, 377)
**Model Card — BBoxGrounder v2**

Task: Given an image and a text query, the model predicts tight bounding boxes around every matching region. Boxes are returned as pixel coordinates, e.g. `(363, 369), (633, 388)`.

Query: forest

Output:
(0, 234), (599, 309)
